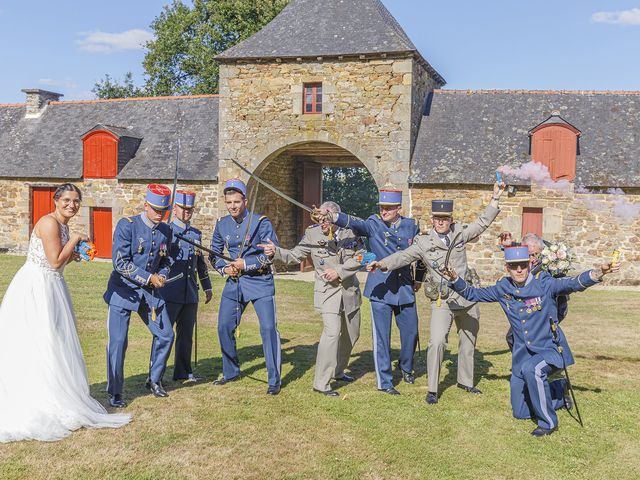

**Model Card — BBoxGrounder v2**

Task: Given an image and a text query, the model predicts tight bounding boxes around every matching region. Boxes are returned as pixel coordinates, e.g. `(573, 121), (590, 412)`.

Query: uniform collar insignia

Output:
(139, 213), (156, 229)
(173, 219), (187, 229)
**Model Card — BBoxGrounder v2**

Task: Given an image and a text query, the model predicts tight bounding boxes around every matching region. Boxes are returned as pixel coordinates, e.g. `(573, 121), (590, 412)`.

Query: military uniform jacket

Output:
(334, 213), (426, 305)
(274, 225), (364, 315)
(210, 211), (277, 302)
(104, 214), (173, 310)
(382, 201), (500, 309)
(160, 220), (212, 304)
(451, 270), (599, 374)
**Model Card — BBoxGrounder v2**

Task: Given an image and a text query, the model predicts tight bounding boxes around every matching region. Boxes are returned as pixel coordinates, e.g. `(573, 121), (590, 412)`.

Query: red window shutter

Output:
(521, 207), (543, 238)
(83, 131), (118, 178)
(31, 187), (56, 230)
(91, 207), (112, 259)
(531, 125), (577, 181)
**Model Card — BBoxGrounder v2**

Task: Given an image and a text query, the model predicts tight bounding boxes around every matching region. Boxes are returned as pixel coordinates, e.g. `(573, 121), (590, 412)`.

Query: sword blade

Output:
(175, 232), (235, 262)
(164, 272), (184, 285)
(231, 159), (314, 214)
(167, 139), (180, 226)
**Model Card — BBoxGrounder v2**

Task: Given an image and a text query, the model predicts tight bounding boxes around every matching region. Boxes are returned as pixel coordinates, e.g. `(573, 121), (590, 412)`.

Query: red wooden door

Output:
(91, 207), (112, 259)
(300, 162), (322, 272)
(31, 187), (56, 231)
(521, 207), (543, 238)
(531, 125), (577, 181)
(83, 132), (117, 178)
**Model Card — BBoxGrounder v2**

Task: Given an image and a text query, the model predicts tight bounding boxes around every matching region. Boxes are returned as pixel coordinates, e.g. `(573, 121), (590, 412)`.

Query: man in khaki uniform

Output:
(368, 182), (505, 404)
(260, 201), (364, 396)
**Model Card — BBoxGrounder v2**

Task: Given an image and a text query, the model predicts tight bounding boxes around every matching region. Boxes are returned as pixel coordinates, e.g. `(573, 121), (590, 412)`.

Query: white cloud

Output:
(77, 29), (154, 54)
(592, 8), (640, 25)
(38, 78), (78, 89)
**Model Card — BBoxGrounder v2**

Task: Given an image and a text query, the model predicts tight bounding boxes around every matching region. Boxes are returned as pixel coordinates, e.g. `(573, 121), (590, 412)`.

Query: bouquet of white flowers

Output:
(540, 242), (575, 276)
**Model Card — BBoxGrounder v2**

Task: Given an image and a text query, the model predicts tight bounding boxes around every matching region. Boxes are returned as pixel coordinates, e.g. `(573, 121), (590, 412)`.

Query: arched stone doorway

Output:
(233, 141), (377, 260)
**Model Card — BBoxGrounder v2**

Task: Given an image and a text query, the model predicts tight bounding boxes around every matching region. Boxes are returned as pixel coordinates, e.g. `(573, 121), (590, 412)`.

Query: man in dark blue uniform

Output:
(442, 246), (619, 436)
(209, 179), (282, 395)
(160, 190), (213, 382)
(319, 189), (426, 395)
(104, 184), (174, 407)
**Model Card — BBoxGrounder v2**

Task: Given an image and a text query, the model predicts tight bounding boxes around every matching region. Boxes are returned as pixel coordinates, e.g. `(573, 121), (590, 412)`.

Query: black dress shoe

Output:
(531, 426), (557, 437)
(108, 394), (127, 408)
(400, 371), (415, 384)
(334, 373), (355, 383)
(457, 383), (482, 394)
(212, 375), (240, 386)
(267, 385), (281, 395)
(379, 387), (401, 395)
(148, 381), (169, 398)
(314, 388), (339, 397)
(425, 392), (438, 404)
(145, 378), (166, 390)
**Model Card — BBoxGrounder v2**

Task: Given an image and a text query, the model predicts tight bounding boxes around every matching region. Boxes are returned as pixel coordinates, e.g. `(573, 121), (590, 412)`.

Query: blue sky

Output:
(1, 0), (639, 103)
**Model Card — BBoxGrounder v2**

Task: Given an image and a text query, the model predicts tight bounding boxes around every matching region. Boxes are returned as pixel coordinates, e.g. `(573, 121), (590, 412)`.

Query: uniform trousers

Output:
(370, 300), (418, 390)
(107, 301), (174, 396)
(427, 303), (479, 393)
(218, 295), (281, 387)
(511, 354), (567, 430)
(314, 307), (360, 391)
(165, 302), (198, 380)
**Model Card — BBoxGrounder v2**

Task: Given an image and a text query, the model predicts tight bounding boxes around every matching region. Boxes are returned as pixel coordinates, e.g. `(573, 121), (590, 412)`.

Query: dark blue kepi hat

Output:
(431, 200), (453, 216)
(504, 246), (529, 263)
(223, 179), (247, 197)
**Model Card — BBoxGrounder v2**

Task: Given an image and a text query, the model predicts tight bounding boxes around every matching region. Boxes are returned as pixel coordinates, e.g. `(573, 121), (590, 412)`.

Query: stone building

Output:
(1, 0), (638, 283)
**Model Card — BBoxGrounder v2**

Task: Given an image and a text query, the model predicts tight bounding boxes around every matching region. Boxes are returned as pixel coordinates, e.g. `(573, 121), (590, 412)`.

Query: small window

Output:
(303, 83), (322, 114)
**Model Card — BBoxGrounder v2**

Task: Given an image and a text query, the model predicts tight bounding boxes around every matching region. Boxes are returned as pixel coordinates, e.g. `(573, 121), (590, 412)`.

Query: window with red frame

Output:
(303, 83), (322, 114)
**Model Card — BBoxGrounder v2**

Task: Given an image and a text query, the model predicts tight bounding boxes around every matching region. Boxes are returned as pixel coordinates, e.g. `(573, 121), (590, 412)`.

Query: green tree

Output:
(322, 167), (378, 220)
(93, 0), (289, 98)
(92, 72), (147, 100)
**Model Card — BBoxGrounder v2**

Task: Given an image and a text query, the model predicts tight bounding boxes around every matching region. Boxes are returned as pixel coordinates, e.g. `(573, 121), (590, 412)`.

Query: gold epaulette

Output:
(126, 217), (134, 223)
(535, 272), (541, 279)
(259, 215), (267, 221)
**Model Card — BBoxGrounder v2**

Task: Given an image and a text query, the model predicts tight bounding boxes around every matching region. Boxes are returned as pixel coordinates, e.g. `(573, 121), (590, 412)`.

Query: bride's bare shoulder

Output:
(33, 215), (59, 238)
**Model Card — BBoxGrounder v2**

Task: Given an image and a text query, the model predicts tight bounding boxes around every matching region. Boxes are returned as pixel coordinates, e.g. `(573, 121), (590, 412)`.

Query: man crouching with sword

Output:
(370, 245), (620, 436)
(209, 179), (282, 395)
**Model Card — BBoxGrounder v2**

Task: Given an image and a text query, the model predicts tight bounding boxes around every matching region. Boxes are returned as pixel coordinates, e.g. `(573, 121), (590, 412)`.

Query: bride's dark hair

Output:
(53, 183), (83, 202)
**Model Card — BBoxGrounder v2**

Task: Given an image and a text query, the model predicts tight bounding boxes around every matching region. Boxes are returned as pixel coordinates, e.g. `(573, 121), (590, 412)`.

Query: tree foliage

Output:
(322, 167), (378, 220)
(92, 72), (147, 100)
(94, 0), (289, 98)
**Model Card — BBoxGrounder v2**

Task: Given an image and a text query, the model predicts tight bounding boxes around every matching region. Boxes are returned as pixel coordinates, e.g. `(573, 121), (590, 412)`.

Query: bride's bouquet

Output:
(540, 241), (575, 276)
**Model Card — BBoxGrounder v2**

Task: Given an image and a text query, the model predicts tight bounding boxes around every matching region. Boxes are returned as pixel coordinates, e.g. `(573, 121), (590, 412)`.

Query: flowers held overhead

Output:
(540, 242), (575, 276)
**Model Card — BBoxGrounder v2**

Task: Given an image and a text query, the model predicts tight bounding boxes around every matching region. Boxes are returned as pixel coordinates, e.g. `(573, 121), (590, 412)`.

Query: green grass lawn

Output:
(0, 255), (638, 480)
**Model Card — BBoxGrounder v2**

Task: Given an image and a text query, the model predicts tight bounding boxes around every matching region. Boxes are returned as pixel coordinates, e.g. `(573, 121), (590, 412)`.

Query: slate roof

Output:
(217, 0), (445, 85)
(0, 95), (219, 181)
(410, 90), (640, 188)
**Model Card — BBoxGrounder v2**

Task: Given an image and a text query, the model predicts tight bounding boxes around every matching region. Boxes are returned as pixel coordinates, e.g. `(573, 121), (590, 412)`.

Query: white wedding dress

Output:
(0, 225), (130, 442)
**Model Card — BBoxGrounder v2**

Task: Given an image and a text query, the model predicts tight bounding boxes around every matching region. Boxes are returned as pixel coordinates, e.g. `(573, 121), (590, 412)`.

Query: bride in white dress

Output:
(0, 183), (130, 443)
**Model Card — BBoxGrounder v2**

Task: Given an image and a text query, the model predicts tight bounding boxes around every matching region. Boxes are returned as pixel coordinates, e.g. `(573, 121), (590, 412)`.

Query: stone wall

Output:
(0, 179), (218, 254)
(218, 55), (437, 209)
(250, 151), (301, 249)
(411, 185), (640, 285)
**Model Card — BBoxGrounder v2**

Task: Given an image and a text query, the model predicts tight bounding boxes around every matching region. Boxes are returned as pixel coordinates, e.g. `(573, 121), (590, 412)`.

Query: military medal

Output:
(137, 238), (144, 254)
(319, 258), (325, 265)
(159, 243), (167, 257)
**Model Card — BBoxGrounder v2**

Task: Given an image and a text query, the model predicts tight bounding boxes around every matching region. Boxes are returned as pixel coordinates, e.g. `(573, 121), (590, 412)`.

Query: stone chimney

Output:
(21, 88), (63, 118)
